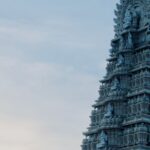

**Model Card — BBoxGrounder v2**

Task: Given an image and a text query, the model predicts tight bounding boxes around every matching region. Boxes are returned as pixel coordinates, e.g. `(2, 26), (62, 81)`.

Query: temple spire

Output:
(81, 1), (150, 150)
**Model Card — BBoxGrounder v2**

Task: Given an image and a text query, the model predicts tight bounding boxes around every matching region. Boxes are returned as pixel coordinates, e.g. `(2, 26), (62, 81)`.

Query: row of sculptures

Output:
(97, 123), (148, 149)
(82, 2), (150, 150)
(114, 3), (142, 37)
(106, 54), (126, 74)
(84, 123), (148, 149)
(110, 32), (134, 56)
(91, 103), (114, 123)
(96, 95), (150, 124)
(123, 4), (140, 30)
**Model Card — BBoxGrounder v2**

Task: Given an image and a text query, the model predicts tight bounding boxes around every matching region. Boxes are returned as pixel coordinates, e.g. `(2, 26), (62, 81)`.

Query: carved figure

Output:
(120, 36), (124, 50)
(116, 54), (125, 67)
(111, 78), (120, 91)
(132, 10), (139, 28)
(125, 32), (133, 49)
(104, 103), (113, 118)
(123, 7), (132, 29)
(97, 131), (108, 148)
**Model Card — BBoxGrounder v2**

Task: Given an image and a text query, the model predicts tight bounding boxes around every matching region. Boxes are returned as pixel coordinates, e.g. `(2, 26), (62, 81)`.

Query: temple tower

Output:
(81, 0), (150, 150)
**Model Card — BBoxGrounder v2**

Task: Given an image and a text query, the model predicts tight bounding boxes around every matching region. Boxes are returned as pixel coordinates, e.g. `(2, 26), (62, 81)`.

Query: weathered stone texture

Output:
(81, 0), (150, 150)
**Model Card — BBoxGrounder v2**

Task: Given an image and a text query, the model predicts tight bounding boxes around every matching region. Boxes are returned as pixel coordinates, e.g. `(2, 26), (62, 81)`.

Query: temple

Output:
(81, 0), (150, 150)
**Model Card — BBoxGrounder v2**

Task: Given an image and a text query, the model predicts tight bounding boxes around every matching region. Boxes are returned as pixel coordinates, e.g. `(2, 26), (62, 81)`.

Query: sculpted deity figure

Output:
(126, 32), (133, 49)
(123, 6), (132, 29)
(97, 131), (108, 148)
(120, 36), (124, 50)
(132, 10), (140, 28)
(111, 78), (120, 91)
(104, 103), (114, 118)
(116, 54), (125, 67)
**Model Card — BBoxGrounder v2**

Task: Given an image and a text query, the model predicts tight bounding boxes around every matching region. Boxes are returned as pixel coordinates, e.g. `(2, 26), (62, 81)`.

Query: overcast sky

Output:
(0, 0), (119, 150)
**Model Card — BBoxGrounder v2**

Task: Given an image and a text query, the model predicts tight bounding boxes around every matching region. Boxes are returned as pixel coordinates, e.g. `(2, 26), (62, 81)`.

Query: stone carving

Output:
(111, 78), (120, 91)
(97, 131), (108, 149)
(82, 1), (150, 150)
(123, 6), (132, 29)
(132, 10), (140, 29)
(113, 0), (148, 36)
(119, 36), (124, 50)
(109, 78), (121, 96)
(125, 32), (133, 49)
(123, 4), (141, 30)
(104, 103), (113, 118)
(116, 54), (125, 67)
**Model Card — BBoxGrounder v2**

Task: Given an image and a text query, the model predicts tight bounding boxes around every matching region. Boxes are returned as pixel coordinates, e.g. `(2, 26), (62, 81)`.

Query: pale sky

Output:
(0, 0), (119, 150)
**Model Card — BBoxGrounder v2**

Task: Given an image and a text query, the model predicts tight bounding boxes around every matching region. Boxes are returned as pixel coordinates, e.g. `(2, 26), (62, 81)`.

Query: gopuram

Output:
(81, 0), (150, 150)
